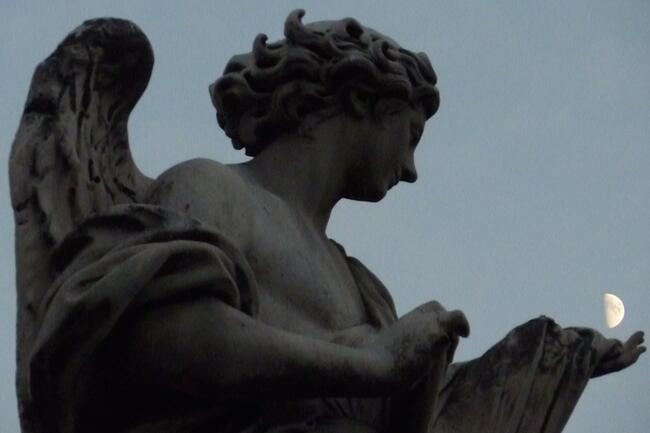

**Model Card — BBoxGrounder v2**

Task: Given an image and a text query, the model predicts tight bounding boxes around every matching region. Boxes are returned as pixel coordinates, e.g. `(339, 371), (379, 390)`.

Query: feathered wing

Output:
(9, 18), (154, 431)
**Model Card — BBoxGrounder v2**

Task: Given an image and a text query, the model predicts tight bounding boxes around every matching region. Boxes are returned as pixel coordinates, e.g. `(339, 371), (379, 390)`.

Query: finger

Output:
(629, 345), (646, 360)
(624, 331), (645, 350)
(439, 310), (470, 338)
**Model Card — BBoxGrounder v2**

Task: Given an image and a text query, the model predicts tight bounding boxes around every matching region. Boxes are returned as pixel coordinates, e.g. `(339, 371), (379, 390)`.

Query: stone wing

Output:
(8, 19), (153, 430)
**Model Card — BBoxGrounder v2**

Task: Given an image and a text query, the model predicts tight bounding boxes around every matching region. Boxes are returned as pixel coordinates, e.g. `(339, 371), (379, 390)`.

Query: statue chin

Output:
(346, 186), (389, 203)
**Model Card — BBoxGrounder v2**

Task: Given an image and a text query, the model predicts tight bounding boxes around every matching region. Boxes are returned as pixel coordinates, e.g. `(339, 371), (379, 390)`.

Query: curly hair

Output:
(210, 9), (440, 156)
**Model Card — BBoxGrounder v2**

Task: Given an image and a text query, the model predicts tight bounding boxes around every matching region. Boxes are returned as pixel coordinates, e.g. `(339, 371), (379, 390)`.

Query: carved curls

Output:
(210, 9), (439, 156)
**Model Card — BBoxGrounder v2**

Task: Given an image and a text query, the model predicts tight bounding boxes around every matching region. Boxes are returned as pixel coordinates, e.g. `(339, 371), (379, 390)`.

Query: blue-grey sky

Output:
(1, 1), (648, 432)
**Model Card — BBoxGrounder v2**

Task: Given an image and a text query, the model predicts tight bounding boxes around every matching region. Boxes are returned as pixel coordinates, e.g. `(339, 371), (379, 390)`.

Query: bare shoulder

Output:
(146, 158), (255, 244)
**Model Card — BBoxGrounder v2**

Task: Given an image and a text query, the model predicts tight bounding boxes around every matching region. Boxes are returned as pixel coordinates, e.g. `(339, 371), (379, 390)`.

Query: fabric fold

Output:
(431, 318), (597, 433)
(28, 204), (259, 433)
(26, 204), (600, 433)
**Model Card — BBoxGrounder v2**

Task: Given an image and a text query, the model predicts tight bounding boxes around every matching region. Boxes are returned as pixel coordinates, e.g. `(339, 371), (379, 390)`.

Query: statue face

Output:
(345, 104), (426, 202)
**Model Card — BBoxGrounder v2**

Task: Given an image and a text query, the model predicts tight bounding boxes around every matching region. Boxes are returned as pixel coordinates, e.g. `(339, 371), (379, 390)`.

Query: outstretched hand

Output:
(591, 330), (646, 378)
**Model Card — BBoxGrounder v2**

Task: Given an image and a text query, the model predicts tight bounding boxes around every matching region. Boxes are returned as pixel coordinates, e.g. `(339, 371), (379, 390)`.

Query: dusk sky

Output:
(1, 1), (648, 431)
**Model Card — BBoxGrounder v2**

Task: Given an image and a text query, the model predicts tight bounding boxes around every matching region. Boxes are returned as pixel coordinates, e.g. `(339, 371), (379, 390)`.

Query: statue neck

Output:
(237, 118), (352, 235)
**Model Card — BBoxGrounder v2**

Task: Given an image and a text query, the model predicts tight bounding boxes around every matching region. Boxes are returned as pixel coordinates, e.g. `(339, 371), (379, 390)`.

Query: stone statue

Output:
(9, 10), (644, 433)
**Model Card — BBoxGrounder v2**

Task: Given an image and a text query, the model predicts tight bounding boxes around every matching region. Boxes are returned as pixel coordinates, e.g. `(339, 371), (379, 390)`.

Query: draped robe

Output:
(27, 204), (598, 433)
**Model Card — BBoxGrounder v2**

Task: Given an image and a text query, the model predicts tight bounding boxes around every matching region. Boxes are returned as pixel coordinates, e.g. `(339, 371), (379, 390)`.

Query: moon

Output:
(603, 293), (625, 328)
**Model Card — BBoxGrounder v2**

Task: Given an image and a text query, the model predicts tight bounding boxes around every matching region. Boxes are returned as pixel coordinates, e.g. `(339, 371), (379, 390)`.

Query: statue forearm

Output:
(117, 298), (395, 401)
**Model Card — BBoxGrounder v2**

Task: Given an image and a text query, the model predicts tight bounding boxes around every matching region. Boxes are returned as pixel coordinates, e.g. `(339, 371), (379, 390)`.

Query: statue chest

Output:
(244, 221), (368, 337)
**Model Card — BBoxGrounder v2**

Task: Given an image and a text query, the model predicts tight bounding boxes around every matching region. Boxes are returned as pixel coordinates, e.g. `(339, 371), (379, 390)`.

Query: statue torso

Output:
(147, 158), (369, 338)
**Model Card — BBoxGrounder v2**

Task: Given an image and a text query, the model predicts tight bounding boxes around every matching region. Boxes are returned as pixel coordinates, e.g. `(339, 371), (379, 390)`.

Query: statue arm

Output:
(118, 297), (396, 400)
(117, 292), (467, 401)
(117, 295), (469, 403)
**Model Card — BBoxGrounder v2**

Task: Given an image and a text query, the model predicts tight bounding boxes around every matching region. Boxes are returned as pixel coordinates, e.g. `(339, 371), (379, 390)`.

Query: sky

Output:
(1, 1), (648, 432)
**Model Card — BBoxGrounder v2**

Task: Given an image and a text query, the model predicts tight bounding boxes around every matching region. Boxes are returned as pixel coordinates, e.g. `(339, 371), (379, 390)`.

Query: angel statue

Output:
(9, 9), (644, 433)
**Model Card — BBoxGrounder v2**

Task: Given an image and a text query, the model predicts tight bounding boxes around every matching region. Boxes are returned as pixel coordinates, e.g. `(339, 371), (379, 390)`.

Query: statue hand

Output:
(590, 330), (645, 378)
(366, 301), (470, 391)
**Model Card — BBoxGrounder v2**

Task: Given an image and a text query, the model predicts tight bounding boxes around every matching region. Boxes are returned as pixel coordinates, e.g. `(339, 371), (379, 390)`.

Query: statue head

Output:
(210, 9), (439, 157)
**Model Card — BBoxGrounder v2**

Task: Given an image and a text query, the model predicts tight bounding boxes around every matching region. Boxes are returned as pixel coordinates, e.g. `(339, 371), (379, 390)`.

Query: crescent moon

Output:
(603, 293), (625, 328)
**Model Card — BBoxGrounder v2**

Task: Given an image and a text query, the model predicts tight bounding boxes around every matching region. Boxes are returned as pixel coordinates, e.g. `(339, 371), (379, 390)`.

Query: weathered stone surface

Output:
(9, 10), (644, 433)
